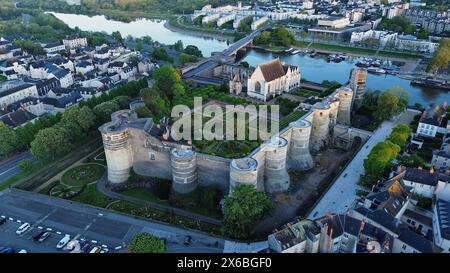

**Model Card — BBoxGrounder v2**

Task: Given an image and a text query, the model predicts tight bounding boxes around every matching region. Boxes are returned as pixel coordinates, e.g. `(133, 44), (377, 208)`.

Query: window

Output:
(149, 153), (155, 160)
(255, 82), (261, 93)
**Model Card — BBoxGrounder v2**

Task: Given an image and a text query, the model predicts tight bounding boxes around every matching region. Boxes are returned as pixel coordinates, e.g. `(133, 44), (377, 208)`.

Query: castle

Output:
(99, 84), (372, 196)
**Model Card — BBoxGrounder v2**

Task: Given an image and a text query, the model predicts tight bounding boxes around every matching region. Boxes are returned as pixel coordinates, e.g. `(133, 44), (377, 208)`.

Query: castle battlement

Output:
(100, 86), (372, 195)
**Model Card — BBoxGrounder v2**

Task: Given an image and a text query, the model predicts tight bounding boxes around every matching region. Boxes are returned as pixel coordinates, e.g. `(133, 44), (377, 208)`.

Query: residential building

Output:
(0, 82), (38, 110)
(63, 35), (88, 49)
(416, 102), (447, 137)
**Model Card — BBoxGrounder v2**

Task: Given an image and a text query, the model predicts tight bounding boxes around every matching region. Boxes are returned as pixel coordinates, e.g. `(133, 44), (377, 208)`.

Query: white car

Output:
(56, 235), (71, 249)
(16, 223), (31, 235)
(89, 246), (101, 253)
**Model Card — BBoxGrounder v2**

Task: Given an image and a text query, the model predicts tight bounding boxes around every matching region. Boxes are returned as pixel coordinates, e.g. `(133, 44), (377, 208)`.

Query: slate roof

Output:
(0, 83), (34, 98)
(42, 91), (82, 108)
(420, 103), (445, 126)
(436, 199), (450, 240)
(404, 168), (439, 186)
(257, 58), (287, 82)
(44, 42), (64, 49)
(0, 108), (36, 127)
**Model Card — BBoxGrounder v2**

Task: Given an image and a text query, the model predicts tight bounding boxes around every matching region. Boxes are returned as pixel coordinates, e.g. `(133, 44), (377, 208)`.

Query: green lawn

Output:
(122, 187), (223, 220)
(121, 187), (169, 206)
(71, 183), (113, 208)
(295, 89), (321, 98)
(61, 164), (105, 187)
(280, 111), (306, 129)
(109, 200), (222, 235)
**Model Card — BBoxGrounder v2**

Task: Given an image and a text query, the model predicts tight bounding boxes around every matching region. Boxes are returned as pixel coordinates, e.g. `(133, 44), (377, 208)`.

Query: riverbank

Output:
(292, 40), (423, 60)
(166, 16), (234, 42)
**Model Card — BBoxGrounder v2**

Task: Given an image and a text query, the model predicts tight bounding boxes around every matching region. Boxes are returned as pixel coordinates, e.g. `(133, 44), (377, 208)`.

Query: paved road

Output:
(307, 121), (395, 218)
(0, 189), (224, 253)
(0, 150), (36, 184)
(307, 110), (418, 219)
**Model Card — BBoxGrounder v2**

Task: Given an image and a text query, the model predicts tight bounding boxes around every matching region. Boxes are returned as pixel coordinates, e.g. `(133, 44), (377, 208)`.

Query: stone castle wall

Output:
(100, 87), (371, 195)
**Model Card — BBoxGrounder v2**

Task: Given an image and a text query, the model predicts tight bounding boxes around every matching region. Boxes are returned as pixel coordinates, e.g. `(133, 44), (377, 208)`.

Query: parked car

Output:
(184, 235), (192, 246)
(0, 218), (6, 225)
(80, 242), (91, 253)
(100, 248), (109, 253)
(56, 235), (71, 249)
(32, 230), (46, 241)
(0, 247), (14, 253)
(16, 223), (31, 235)
(38, 232), (51, 243)
(89, 246), (102, 253)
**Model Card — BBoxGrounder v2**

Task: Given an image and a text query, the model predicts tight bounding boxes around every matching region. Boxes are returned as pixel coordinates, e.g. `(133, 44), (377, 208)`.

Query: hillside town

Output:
(0, 0), (449, 257)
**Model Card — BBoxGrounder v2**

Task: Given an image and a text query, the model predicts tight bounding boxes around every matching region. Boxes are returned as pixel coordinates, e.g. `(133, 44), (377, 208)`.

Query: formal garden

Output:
(48, 164), (105, 199)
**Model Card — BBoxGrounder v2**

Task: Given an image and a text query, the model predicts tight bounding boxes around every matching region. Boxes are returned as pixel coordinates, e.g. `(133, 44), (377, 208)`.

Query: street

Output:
(0, 189), (224, 253)
(0, 150), (36, 184)
(307, 109), (419, 219)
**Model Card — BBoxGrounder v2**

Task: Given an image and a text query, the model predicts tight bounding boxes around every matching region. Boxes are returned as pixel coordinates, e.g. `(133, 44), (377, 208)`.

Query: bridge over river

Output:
(182, 25), (270, 81)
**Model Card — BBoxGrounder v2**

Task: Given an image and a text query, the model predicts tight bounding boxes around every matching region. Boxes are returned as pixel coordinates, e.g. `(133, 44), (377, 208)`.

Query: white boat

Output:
(291, 49), (301, 55)
(367, 67), (386, 74)
(285, 47), (294, 53)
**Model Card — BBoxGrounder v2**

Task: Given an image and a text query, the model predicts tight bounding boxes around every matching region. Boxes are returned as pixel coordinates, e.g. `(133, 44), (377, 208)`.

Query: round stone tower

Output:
(229, 157), (259, 195)
(101, 128), (133, 185)
(171, 149), (198, 194)
(329, 100), (340, 127)
(289, 120), (314, 170)
(265, 136), (290, 193)
(336, 87), (354, 126)
(311, 103), (331, 152)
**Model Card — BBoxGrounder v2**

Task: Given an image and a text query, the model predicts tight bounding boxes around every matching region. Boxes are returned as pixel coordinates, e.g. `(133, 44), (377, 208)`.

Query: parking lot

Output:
(0, 189), (224, 253)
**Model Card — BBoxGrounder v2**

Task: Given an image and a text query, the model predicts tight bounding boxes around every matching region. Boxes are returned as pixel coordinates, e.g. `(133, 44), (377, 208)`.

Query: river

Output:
(50, 12), (449, 106)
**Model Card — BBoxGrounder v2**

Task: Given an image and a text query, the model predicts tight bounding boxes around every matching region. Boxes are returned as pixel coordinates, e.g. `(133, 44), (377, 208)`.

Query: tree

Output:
(135, 106), (152, 118)
(152, 66), (183, 102)
(19, 159), (34, 174)
(135, 41), (143, 52)
(222, 184), (274, 239)
(152, 47), (172, 62)
(417, 28), (430, 39)
(397, 153), (425, 168)
(183, 45), (203, 57)
(373, 87), (408, 122)
(427, 38), (450, 73)
(173, 40), (184, 52)
(140, 88), (170, 121)
(129, 55), (140, 65)
(93, 101), (120, 123)
(0, 122), (18, 157)
(13, 40), (45, 56)
(61, 106), (96, 136)
(179, 53), (197, 64)
(112, 31), (123, 44)
(363, 140), (401, 179)
(388, 124), (412, 147)
(112, 95), (132, 109)
(31, 125), (73, 160)
(129, 232), (166, 253)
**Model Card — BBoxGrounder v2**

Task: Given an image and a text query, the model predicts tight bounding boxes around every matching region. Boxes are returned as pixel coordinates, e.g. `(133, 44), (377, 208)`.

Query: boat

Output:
(411, 78), (450, 90)
(285, 47), (294, 53)
(291, 49), (302, 55)
(367, 67), (386, 74)
(309, 50), (317, 57)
